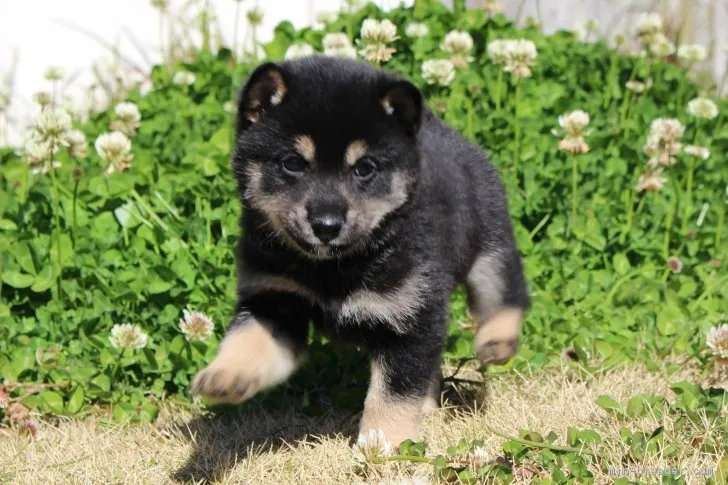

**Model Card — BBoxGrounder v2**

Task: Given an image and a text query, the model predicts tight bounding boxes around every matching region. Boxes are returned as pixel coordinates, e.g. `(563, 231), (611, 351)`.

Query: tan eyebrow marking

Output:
(344, 140), (368, 167)
(294, 135), (316, 162)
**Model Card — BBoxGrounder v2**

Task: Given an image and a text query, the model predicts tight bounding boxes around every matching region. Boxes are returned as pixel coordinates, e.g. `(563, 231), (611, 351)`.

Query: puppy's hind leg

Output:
(466, 249), (529, 365)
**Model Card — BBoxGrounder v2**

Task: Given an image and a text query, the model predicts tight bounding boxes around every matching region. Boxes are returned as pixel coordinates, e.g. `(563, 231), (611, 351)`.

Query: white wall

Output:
(2, 0), (726, 146)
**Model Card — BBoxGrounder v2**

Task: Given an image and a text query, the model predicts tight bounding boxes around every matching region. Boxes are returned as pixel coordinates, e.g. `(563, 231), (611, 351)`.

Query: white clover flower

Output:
(32, 91), (52, 107)
(687, 97), (719, 120)
(323, 33), (357, 58)
(179, 310), (215, 342)
(684, 145), (710, 160)
(246, 7), (264, 26)
(43, 66), (65, 81)
(422, 59), (455, 86)
(405, 23), (429, 38)
(96, 131), (133, 174)
(636, 170), (667, 192)
(35, 107), (72, 144)
(625, 79), (653, 93)
(111, 102), (142, 136)
(223, 101), (236, 114)
(487, 39), (515, 64)
(706, 324), (728, 362)
(558, 136), (589, 154)
(504, 39), (538, 78)
(650, 118), (685, 141)
(644, 119), (684, 168)
(64, 129), (88, 159)
(441, 30), (474, 67)
(359, 43), (396, 63)
(636, 12), (663, 42)
(316, 11), (338, 25)
(115, 102), (141, 123)
(650, 35), (675, 57)
(358, 19), (398, 64)
(109, 323), (149, 350)
(285, 43), (316, 60)
(173, 70), (197, 86)
(558, 110), (590, 137)
(360, 19), (398, 43)
(441, 30), (473, 55)
(24, 137), (58, 172)
(677, 44), (707, 63)
(352, 429), (393, 464)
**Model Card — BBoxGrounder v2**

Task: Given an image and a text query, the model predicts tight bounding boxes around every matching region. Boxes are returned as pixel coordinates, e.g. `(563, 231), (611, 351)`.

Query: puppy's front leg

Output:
(360, 325), (444, 448)
(192, 294), (309, 404)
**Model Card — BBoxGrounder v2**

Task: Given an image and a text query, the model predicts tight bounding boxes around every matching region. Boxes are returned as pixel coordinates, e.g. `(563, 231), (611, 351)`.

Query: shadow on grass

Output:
(170, 355), (491, 482)
(170, 403), (360, 483)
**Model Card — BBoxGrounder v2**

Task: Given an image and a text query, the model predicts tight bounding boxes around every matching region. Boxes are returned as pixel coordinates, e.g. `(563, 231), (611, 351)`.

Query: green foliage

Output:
(0, 0), (727, 426)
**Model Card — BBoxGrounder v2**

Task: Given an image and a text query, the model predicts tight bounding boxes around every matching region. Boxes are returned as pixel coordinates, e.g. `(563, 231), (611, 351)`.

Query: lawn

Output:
(1, 1), (727, 483)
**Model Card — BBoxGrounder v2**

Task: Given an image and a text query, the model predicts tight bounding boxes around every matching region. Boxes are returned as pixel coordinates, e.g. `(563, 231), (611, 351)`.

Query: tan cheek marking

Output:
(344, 139), (368, 167)
(475, 307), (522, 365)
(294, 135), (316, 162)
(359, 360), (425, 449)
(192, 317), (302, 404)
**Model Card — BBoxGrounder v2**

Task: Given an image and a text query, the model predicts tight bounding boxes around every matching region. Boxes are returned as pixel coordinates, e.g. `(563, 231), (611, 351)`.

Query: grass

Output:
(1, 364), (723, 484)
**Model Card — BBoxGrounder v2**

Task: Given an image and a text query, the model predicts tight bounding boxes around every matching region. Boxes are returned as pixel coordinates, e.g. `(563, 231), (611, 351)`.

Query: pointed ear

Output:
(237, 63), (288, 132)
(380, 81), (423, 135)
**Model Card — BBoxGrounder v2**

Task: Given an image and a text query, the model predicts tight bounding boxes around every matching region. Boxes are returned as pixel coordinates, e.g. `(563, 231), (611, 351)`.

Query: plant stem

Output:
(487, 427), (592, 455)
(681, 156), (695, 235)
(570, 155), (578, 236)
(621, 190), (634, 244)
(113, 349), (126, 386)
(716, 200), (724, 250)
(603, 51), (618, 109)
(513, 78), (521, 178)
(71, 178), (79, 249)
(664, 191), (677, 259)
(495, 69), (504, 112)
(48, 142), (63, 301)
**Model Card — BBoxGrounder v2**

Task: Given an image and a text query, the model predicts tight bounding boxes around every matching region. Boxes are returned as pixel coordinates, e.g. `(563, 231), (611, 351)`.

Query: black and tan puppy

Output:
(193, 57), (529, 446)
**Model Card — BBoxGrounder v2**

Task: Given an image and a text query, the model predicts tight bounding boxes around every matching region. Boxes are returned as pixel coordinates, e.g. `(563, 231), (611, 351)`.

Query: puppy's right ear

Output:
(236, 63), (288, 133)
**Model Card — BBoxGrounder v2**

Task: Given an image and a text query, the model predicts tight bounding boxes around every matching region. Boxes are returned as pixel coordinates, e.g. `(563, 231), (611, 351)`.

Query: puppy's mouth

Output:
(283, 222), (353, 260)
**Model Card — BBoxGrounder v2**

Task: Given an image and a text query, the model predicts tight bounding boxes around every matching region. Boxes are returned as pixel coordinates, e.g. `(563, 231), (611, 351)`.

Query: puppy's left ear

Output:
(380, 81), (422, 135)
(237, 63), (288, 133)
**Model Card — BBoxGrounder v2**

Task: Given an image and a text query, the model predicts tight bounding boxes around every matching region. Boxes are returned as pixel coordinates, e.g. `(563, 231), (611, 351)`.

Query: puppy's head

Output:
(233, 57), (422, 260)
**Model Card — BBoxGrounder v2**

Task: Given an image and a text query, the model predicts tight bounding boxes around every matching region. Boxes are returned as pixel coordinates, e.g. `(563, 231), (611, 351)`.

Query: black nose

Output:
(310, 215), (344, 243)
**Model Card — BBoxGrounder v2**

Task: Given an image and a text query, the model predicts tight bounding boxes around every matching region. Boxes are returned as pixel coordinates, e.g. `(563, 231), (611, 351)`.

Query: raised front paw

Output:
(474, 308), (522, 365)
(192, 359), (262, 404)
(191, 319), (302, 404)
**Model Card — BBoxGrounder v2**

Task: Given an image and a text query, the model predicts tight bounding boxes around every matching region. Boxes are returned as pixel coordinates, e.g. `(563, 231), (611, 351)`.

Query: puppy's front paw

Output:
(474, 308), (522, 365)
(191, 319), (301, 404)
(192, 359), (261, 404)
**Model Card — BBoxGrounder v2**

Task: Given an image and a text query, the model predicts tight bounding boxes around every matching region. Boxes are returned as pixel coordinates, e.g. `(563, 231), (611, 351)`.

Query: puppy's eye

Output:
(281, 155), (306, 175)
(352, 157), (377, 180)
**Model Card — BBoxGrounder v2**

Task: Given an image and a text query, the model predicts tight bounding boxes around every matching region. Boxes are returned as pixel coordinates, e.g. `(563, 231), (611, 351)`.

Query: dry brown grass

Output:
(0, 364), (723, 484)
